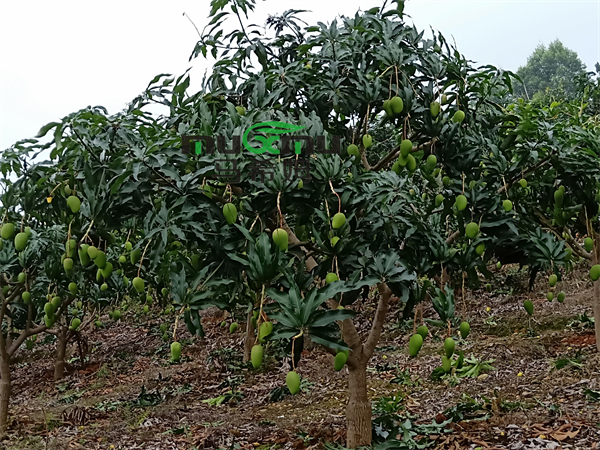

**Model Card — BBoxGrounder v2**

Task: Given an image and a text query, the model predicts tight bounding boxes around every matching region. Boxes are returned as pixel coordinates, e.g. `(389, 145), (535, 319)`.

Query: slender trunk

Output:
(54, 328), (67, 380)
(243, 310), (254, 362)
(592, 233), (600, 353)
(0, 353), (11, 439)
(346, 361), (371, 447)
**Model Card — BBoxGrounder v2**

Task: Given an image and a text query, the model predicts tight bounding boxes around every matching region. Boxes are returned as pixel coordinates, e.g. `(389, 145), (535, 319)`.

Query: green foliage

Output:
(515, 40), (587, 100)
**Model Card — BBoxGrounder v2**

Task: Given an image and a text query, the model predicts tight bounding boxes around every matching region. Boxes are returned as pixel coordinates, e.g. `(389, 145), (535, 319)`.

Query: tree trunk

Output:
(346, 361), (371, 447)
(0, 353), (11, 439)
(243, 310), (254, 362)
(54, 328), (68, 380)
(592, 232), (600, 353)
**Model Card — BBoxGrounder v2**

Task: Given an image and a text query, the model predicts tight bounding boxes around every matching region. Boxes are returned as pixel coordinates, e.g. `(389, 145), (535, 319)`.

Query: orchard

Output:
(0, 0), (599, 448)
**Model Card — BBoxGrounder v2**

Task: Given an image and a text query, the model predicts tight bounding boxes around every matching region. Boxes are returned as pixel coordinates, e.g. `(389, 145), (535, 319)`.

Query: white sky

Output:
(1, 0), (599, 152)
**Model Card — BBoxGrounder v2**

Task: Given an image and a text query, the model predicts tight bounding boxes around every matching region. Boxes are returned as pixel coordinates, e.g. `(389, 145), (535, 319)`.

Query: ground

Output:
(3, 264), (600, 450)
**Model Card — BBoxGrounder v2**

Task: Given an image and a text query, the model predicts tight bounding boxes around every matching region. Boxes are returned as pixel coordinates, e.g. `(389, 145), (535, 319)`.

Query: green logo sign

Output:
(242, 121), (305, 154)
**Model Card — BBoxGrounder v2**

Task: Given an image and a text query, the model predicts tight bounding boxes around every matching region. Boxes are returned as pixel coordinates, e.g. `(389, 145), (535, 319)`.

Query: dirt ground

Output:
(3, 264), (600, 450)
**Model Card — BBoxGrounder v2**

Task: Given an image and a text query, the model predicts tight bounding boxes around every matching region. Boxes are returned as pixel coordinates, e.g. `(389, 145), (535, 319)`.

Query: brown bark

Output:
(243, 310), (254, 362)
(346, 361), (371, 447)
(54, 328), (68, 380)
(592, 231), (600, 353)
(0, 352), (10, 439)
(342, 282), (391, 447)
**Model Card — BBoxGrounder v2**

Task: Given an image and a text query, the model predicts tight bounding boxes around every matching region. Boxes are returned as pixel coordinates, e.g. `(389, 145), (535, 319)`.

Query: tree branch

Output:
(364, 282), (392, 359)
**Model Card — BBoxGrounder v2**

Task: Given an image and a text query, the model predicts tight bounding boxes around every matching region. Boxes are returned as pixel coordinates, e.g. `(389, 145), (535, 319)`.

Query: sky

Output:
(1, 0), (599, 152)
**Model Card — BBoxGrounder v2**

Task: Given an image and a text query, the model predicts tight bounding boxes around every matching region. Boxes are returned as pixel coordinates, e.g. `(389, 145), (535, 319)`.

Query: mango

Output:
(584, 237), (593, 252)
(286, 371), (300, 394)
(101, 283), (108, 291)
(455, 195), (467, 211)
(223, 203), (238, 224)
(125, 241), (133, 251)
(416, 325), (428, 340)
(65, 239), (77, 258)
(14, 232), (28, 252)
(102, 262), (113, 279)
(44, 315), (55, 328)
(444, 337), (455, 358)
(44, 302), (55, 316)
(251, 344), (263, 369)
(63, 258), (74, 273)
(459, 321), (470, 339)
(557, 292), (565, 303)
(0, 223), (15, 239)
(408, 334), (423, 357)
(435, 194), (444, 207)
(132, 277), (145, 293)
(347, 144), (359, 157)
(79, 244), (90, 266)
(94, 251), (107, 269)
(67, 196), (81, 213)
(325, 273), (338, 283)
(548, 274), (557, 287)
(68, 282), (78, 295)
(390, 96), (404, 114)
(442, 355), (451, 373)
(18, 272), (26, 283)
(70, 318), (81, 331)
(590, 265), (600, 281)
(383, 99), (393, 117)
(230, 322), (238, 333)
(332, 213), (346, 229)
(130, 248), (141, 265)
(406, 154), (416, 172)
(171, 341), (182, 361)
(452, 110), (465, 123)
(465, 222), (479, 239)
(22, 291), (31, 303)
(554, 189), (564, 207)
(119, 255), (126, 263)
(272, 228), (289, 251)
(362, 134), (373, 148)
(334, 352), (348, 371)
(426, 155), (437, 171)
(519, 179), (528, 188)
(476, 243), (485, 256)
(400, 139), (412, 158)
(547, 292), (553, 302)
(503, 200), (513, 212)
(523, 299), (534, 315)
(87, 246), (98, 260)
(259, 322), (273, 340)
(430, 101), (440, 117)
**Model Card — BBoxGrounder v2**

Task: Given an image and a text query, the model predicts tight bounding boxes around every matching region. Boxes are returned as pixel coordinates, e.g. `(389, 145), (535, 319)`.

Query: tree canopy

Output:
(514, 39), (586, 100)
(0, 0), (598, 447)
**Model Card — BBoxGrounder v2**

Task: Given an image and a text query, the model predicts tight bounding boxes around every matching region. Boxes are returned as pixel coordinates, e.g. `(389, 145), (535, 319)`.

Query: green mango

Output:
(408, 334), (423, 357)
(171, 341), (182, 361)
(251, 344), (263, 369)
(444, 337), (455, 358)
(334, 352), (348, 371)
(459, 322), (470, 339)
(286, 371), (300, 394)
